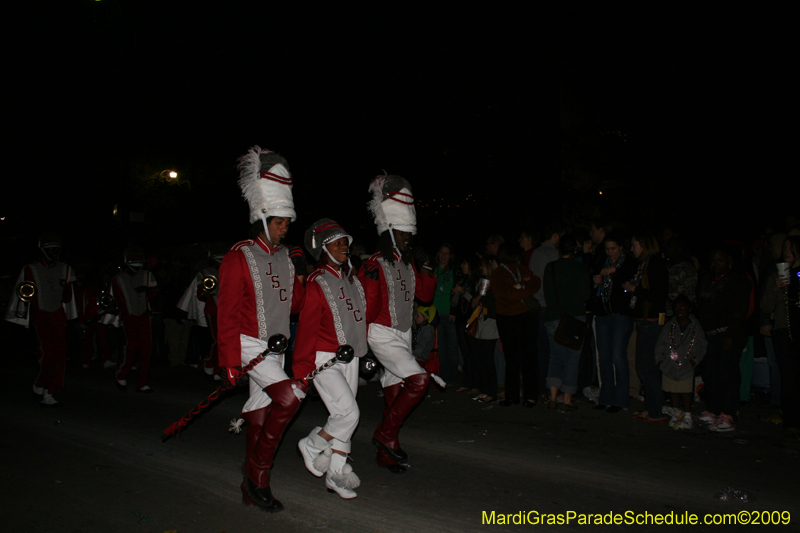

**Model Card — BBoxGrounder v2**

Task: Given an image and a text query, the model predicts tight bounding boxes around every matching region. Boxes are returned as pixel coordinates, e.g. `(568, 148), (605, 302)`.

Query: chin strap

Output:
(388, 230), (403, 257)
(323, 248), (353, 271)
(260, 212), (273, 246)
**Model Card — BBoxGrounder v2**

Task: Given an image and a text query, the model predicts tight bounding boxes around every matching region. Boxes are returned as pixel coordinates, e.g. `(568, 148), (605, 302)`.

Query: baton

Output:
(227, 345), (356, 435)
(304, 344), (355, 381)
(161, 334), (288, 442)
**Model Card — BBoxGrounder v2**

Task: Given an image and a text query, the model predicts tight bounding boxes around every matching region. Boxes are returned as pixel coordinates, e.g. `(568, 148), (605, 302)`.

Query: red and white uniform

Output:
(77, 284), (111, 366)
(217, 235), (307, 491)
(359, 251), (437, 387)
(358, 251), (436, 468)
(5, 261), (76, 394)
(217, 236), (305, 412)
(112, 269), (157, 388)
(293, 265), (367, 453)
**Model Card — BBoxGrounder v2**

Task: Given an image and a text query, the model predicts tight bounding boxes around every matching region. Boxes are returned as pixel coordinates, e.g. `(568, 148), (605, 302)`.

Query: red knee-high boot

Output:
(381, 383), (404, 420)
(376, 383), (404, 471)
(241, 406), (270, 469)
(373, 373), (429, 464)
(240, 406), (270, 508)
(242, 379), (307, 512)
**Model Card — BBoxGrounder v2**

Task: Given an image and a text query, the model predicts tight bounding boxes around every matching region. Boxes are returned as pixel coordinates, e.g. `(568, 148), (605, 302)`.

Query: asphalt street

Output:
(3, 348), (798, 533)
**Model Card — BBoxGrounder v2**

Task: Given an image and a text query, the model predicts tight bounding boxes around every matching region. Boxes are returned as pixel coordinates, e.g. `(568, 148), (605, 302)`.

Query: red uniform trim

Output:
(216, 241), (305, 369)
(387, 191), (414, 205)
(259, 171), (292, 185)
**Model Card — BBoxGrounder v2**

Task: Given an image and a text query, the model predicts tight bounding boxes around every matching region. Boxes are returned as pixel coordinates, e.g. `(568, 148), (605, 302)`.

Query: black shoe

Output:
(499, 400), (520, 407)
(245, 478), (284, 513)
(116, 381), (127, 393)
(593, 404), (608, 410)
(523, 400), (537, 408)
(135, 386), (155, 394)
(378, 463), (407, 474)
(606, 406), (623, 413)
(372, 436), (408, 463)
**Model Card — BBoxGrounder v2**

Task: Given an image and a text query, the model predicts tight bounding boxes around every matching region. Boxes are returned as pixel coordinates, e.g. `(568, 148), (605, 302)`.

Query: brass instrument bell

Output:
(97, 290), (115, 312)
(15, 281), (37, 318)
(202, 275), (218, 294)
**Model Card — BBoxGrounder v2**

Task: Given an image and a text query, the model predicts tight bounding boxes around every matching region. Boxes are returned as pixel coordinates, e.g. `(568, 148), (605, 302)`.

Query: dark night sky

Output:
(5, 2), (798, 260)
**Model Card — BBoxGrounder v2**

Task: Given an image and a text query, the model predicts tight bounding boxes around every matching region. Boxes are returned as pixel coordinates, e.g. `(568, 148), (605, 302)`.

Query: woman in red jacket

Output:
(491, 244), (540, 408)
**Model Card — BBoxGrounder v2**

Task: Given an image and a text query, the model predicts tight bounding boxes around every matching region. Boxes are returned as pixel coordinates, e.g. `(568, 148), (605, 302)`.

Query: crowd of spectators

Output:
(3, 215), (799, 438)
(410, 216), (800, 437)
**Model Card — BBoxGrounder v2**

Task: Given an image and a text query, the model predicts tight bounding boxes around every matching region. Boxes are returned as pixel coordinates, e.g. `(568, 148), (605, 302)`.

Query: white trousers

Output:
(240, 334), (288, 413)
(313, 350), (360, 453)
(368, 323), (426, 388)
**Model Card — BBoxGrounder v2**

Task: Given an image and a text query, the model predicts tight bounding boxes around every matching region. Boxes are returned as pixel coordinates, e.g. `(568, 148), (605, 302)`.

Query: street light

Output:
(160, 170), (178, 179)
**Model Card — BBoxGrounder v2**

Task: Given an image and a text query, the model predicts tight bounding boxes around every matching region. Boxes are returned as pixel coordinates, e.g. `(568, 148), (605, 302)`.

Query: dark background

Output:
(4, 2), (798, 265)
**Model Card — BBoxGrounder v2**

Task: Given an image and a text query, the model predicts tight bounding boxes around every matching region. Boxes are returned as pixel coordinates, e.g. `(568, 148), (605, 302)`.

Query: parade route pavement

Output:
(3, 353), (799, 533)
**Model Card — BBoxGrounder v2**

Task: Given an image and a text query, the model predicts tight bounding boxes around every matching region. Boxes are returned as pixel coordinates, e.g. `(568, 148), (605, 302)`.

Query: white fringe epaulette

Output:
(367, 174), (389, 234)
(237, 145), (270, 224)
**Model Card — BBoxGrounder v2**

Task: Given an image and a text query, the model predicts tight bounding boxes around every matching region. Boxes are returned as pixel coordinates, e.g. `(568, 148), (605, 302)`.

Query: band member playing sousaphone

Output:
(294, 219), (367, 499)
(217, 146), (307, 513)
(5, 233), (77, 406)
(359, 174), (437, 473)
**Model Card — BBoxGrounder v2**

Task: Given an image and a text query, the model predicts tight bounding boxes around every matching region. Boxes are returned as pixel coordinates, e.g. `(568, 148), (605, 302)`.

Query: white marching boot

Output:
(298, 427), (331, 477)
(40, 390), (59, 407)
(325, 453), (360, 499)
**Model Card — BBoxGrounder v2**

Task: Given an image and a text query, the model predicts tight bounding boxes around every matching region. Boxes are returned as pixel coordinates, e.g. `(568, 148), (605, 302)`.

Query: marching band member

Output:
(112, 246), (157, 392)
(294, 219), (366, 499)
(359, 174), (436, 473)
(217, 146), (307, 513)
(77, 268), (114, 369)
(5, 233), (76, 406)
(177, 246), (225, 377)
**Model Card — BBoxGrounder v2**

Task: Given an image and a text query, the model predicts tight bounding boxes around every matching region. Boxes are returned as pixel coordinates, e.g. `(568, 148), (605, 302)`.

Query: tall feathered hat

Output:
(367, 174), (416, 235)
(237, 146), (295, 240)
(304, 218), (353, 261)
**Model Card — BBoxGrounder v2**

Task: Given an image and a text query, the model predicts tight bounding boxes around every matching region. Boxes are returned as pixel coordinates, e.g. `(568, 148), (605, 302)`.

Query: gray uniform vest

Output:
(29, 262), (71, 313)
(313, 270), (368, 357)
(115, 270), (155, 317)
(240, 244), (295, 341)
(378, 257), (415, 332)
